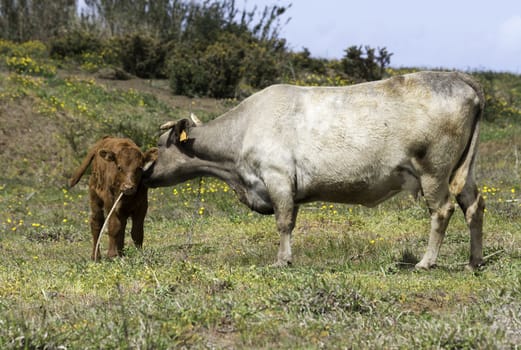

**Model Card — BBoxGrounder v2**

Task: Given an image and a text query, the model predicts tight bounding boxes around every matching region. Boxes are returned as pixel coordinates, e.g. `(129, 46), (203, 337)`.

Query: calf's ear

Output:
(99, 149), (116, 162)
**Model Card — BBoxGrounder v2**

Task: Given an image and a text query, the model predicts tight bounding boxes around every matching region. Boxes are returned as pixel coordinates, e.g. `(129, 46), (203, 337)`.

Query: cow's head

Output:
(100, 145), (158, 195)
(143, 114), (201, 188)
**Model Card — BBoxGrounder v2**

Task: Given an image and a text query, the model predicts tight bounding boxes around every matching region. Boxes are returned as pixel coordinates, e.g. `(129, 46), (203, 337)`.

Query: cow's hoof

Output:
(271, 260), (292, 268)
(414, 261), (435, 270)
(465, 260), (485, 272)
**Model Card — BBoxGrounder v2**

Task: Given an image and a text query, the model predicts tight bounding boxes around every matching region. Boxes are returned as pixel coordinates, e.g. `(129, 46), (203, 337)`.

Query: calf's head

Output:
(100, 146), (158, 195)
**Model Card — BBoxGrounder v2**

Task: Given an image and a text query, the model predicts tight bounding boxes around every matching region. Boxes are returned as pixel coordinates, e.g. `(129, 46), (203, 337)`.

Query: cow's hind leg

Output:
(456, 179), (485, 270)
(416, 176), (455, 269)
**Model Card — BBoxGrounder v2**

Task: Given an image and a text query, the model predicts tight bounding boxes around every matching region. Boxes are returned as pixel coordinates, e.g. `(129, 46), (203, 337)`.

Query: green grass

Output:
(1, 50), (521, 348)
(1, 178), (520, 349)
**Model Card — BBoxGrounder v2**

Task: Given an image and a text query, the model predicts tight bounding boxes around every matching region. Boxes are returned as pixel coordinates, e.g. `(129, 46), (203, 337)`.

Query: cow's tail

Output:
(449, 73), (485, 195)
(69, 148), (96, 188)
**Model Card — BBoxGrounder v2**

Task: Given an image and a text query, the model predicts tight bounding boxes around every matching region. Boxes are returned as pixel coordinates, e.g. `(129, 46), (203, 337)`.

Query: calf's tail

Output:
(69, 148), (96, 188)
(449, 74), (485, 195)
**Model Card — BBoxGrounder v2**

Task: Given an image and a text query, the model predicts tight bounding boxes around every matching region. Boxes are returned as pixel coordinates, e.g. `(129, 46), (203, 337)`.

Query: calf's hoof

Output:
(91, 251), (102, 262)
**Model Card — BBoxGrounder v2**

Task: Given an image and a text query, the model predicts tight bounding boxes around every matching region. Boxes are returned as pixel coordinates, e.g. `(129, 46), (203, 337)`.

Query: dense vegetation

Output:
(1, 0), (396, 98)
(1, 1), (521, 348)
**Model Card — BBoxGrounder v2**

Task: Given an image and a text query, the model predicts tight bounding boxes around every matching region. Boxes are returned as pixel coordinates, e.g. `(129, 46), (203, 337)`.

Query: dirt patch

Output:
(401, 292), (477, 315)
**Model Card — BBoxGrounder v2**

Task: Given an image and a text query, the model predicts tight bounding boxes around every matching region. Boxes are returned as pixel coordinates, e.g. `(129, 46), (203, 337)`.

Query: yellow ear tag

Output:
(179, 130), (188, 142)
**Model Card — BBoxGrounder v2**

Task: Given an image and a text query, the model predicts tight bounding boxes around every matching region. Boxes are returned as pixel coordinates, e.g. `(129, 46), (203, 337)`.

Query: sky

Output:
(245, 0), (521, 73)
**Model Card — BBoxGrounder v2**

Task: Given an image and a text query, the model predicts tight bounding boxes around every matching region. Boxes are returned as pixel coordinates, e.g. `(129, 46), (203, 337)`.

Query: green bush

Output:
(483, 94), (521, 122)
(169, 34), (246, 98)
(5, 56), (56, 77)
(49, 29), (103, 59)
(168, 33), (289, 98)
(0, 40), (48, 59)
(473, 71), (521, 122)
(242, 39), (283, 90)
(202, 34), (245, 98)
(289, 48), (327, 76)
(341, 45), (393, 82)
(117, 34), (167, 78)
(168, 45), (209, 97)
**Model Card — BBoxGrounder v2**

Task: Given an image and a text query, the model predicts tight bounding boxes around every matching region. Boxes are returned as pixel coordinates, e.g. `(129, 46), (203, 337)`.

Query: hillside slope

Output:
(0, 70), (230, 188)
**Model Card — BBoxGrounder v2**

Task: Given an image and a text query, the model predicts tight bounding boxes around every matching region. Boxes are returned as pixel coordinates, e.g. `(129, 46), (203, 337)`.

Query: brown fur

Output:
(69, 136), (157, 260)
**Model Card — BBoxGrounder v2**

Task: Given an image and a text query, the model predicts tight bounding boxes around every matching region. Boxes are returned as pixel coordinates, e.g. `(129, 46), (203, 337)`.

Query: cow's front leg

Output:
(130, 197), (147, 249)
(264, 174), (299, 267)
(273, 205), (299, 267)
(130, 216), (144, 249)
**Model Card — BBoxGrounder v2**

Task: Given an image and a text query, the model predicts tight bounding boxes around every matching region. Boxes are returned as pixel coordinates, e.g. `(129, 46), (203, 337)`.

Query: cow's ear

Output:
(174, 118), (193, 144)
(99, 149), (116, 162)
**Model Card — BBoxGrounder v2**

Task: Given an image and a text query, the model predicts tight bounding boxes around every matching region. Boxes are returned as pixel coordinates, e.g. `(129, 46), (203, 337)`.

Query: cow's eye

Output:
(117, 165), (123, 172)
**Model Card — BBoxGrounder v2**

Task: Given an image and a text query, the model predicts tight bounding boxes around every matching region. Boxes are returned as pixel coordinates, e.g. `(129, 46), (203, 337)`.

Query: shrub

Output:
(169, 33), (246, 98)
(116, 34), (167, 78)
(242, 39), (282, 90)
(201, 33), (245, 98)
(483, 94), (521, 122)
(289, 48), (327, 76)
(169, 45), (210, 97)
(5, 56), (56, 77)
(0, 40), (48, 59)
(49, 29), (103, 59)
(341, 45), (393, 82)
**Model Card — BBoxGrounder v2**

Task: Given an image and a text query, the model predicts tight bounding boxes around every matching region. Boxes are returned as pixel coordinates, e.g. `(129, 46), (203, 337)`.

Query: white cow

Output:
(144, 71), (485, 270)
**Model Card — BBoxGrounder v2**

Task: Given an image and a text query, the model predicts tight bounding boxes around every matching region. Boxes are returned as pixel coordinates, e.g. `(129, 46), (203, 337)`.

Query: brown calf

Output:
(69, 136), (157, 260)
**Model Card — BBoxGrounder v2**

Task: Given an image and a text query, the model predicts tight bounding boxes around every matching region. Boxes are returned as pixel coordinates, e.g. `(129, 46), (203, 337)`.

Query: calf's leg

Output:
(107, 214), (127, 258)
(89, 195), (104, 261)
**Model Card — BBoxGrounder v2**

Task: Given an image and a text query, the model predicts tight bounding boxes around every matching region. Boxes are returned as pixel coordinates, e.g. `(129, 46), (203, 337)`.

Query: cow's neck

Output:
(178, 115), (249, 201)
(175, 153), (247, 202)
(189, 113), (245, 163)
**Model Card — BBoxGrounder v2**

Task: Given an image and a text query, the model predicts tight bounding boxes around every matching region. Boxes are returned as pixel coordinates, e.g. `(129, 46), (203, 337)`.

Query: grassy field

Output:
(1, 54), (521, 348)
